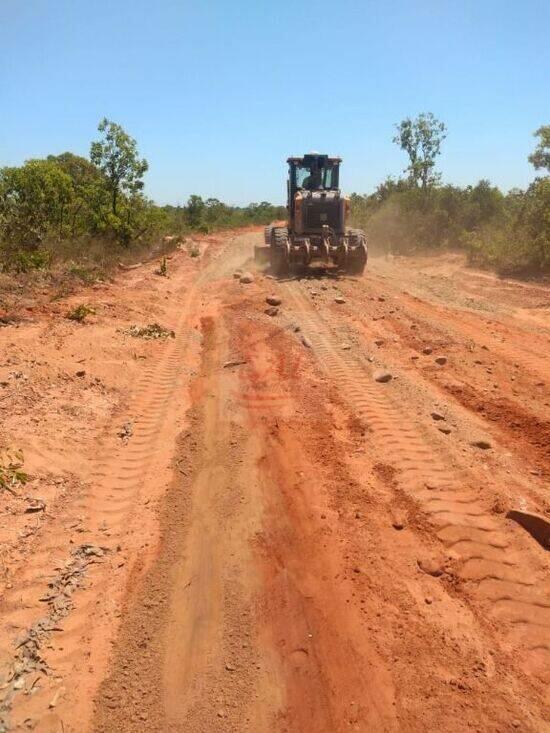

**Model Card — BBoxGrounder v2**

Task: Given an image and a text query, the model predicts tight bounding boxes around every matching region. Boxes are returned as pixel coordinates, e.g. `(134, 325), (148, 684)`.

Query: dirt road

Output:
(0, 230), (548, 732)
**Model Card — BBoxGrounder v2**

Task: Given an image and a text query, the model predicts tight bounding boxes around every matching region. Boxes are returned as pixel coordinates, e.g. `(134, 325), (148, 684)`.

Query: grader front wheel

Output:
(270, 227), (290, 277)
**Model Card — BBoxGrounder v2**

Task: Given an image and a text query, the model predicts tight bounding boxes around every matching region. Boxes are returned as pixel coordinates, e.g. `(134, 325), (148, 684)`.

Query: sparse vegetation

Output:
(0, 450), (28, 495)
(1, 114), (547, 283)
(163, 197), (286, 236)
(350, 115), (549, 276)
(0, 119), (284, 295)
(66, 304), (95, 322)
(124, 323), (175, 339)
(155, 257), (168, 276)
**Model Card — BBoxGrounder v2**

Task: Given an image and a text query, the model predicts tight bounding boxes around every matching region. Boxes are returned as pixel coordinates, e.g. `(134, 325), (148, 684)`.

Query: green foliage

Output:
(186, 195), (205, 228)
(46, 152), (108, 237)
(174, 196), (285, 233)
(0, 117), (284, 277)
(155, 257), (168, 276)
(0, 450), (28, 494)
(1, 248), (52, 274)
(1, 114), (546, 280)
(466, 178), (550, 274)
(393, 113), (447, 189)
(67, 264), (100, 283)
(0, 159), (73, 248)
(90, 118), (148, 217)
(66, 303), (95, 322)
(351, 177), (548, 274)
(350, 118), (549, 275)
(89, 119), (157, 245)
(528, 125), (550, 173)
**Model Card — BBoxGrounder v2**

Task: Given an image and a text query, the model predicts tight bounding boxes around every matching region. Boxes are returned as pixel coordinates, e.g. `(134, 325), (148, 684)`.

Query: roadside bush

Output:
(1, 248), (52, 274)
(350, 177), (548, 275)
(66, 303), (95, 322)
(0, 160), (73, 248)
(465, 178), (550, 275)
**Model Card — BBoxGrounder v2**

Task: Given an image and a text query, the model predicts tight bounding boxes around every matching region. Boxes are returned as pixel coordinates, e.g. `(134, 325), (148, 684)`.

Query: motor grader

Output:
(260, 153), (368, 276)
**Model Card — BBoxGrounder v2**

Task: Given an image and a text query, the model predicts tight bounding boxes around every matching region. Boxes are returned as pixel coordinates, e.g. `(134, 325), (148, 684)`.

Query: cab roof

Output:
(287, 154), (342, 165)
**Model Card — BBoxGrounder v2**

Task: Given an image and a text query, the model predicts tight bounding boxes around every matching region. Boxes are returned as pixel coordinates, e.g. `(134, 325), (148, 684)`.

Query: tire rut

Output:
(281, 279), (550, 685)
(0, 260), (211, 727)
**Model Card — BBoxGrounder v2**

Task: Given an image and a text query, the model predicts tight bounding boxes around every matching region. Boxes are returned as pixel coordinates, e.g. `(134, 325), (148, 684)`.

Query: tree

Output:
(393, 113), (447, 189)
(186, 195), (205, 228)
(528, 125), (550, 173)
(0, 160), (73, 247)
(47, 152), (105, 236)
(90, 119), (148, 217)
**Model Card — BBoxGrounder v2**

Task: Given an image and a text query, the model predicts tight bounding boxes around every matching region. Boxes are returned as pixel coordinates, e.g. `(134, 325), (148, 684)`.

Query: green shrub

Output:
(67, 264), (100, 283)
(66, 303), (95, 322)
(0, 450), (28, 494)
(465, 178), (550, 275)
(155, 257), (168, 276)
(0, 248), (52, 273)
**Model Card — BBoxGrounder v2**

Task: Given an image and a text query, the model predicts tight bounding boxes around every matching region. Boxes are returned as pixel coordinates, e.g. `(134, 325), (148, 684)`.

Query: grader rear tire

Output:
(346, 229), (368, 275)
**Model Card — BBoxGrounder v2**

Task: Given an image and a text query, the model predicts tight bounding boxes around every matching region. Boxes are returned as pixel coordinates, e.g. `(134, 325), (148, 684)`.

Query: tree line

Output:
(350, 115), (549, 275)
(1, 115), (548, 278)
(0, 119), (284, 274)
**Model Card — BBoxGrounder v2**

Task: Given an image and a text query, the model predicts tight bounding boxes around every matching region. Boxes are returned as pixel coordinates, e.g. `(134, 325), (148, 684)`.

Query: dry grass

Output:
(0, 234), (184, 314)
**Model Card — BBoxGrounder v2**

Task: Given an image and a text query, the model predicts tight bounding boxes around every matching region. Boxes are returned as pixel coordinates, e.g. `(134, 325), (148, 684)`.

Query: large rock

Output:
(418, 556), (444, 577)
(506, 509), (550, 549)
(266, 295), (282, 306)
(239, 272), (254, 284)
(374, 370), (392, 383)
(391, 509), (407, 530)
(472, 439), (492, 450)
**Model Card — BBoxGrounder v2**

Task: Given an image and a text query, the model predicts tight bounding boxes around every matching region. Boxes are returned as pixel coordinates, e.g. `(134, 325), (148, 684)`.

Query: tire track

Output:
(0, 252), (220, 727)
(281, 279), (550, 684)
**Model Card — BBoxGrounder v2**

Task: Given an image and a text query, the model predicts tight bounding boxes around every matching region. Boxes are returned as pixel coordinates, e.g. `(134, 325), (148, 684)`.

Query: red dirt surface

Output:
(0, 233), (548, 732)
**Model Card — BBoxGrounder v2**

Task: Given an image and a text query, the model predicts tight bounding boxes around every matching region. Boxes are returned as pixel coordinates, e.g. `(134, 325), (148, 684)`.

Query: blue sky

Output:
(1, 0), (548, 205)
